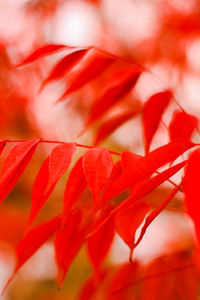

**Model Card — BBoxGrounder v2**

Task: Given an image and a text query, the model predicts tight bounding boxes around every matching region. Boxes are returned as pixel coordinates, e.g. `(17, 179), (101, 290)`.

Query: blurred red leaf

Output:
(17, 44), (69, 66)
(184, 148), (200, 245)
(41, 48), (89, 89)
(169, 110), (198, 141)
(93, 107), (142, 145)
(58, 51), (115, 101)
(2, 215), (61, 294)
(86, 66), (142, 126)
(143, 90), (172, 153)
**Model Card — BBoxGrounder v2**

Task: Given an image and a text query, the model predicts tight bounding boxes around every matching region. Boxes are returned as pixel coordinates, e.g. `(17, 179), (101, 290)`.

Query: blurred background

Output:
(0, 0), (200, 299)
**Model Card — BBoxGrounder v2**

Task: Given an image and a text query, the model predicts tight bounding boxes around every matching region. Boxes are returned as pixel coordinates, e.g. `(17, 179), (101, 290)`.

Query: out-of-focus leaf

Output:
(143, 90), (172, 153)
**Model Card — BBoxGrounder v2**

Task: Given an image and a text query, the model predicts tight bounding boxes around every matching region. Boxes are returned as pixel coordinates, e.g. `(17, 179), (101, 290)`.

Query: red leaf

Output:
(91, 161), (186, 237)
(54, 209), (84, 287)
(134, 183), (181, 248)
(112, 160), (186, 214)
(41, 48), (89, 89)
(0, 139), (40, 204)
(63, 157), (87, 221)
(86, 66), (142, 126)
(78, 271), (107, 300)
(115, 201), (150, 261)
(28, 143), (76, 227)
(122, 138), (194, 189)
(17, 44), (69, 66)
(143, 90), (172, 153)
(184, 149), (200, 245)
(82, 148), (113, 209)
(87, 218), (115, 274)
(169, 110), (198, 141)
(102, 139), (192, 204)
(93, 107), (141, 145)
(2, 215), (61, 294)
(58, 51), (115, 102)
(106, 262), (140, 300)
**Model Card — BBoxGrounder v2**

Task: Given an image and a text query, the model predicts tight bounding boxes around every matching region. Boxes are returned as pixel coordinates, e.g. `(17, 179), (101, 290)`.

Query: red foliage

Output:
(0, 1), (200, 299)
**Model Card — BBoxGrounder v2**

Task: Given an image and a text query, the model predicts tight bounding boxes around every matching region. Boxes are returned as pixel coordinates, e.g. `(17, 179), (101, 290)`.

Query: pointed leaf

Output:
(41, 48), (89, 89)
(0, 139), (40, 203)
(78, 271), (107, 300)
(82, 148), (113, 208)
(93, 107), (141, 145)
(134, 183), (181, 248)
(55, 209), (84, 287)
(87, 66), (142, 126)
(17, 44), (69, 66)
(63, 157), (87, 221)
(115, 201), (150, 259)
(119, 138), (194, 196)
(2, 215), (61, 294)
(169, 110), (198, 141)
(143, 90), (172, 153)
(112, 160), (186, 214)
(28, 143), (76, 227)
(106, 262), (140, 300)
(58, 52), (115, 101)
(17, 44), (70, 67)
(87, 218), (115, 274)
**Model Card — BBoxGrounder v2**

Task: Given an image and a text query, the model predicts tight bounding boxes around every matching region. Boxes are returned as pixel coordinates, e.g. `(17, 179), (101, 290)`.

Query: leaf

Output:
(105, 137), (187, 203)
(87, 218), (115, 275)
(54, 209), (84, 288)
(41, 48), (89, 89)
(58, 52), (115, 102)
(86, 66), (142, 126)
(2, 215), (61, 294)
(78, 271), (107, 300)
(184, 149), (200, 245)
(82, 148), (113, 209)
(0, 139), (40, 204)
(93, 107), (141, 145)
(63, 157), (87, 221)
(143, 90), (172, 153)
(169, 110), (198, 141)
(121, 138), (194, 192)
(134, 183), (181, 248)
(115, 201), (150, 261)
(112, 160), (186, 214)
(28, 143), (76, 228)
(90, 160), (186, 238)
(106, 262), (140, 300)
(17, 44), (68, 66)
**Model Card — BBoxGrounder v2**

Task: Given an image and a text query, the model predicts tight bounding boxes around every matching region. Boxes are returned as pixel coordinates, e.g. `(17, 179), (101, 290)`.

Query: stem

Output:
(7, 139), (121, 156)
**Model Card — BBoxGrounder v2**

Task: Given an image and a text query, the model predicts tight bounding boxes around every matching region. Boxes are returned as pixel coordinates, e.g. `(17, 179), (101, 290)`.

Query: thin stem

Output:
(7, 139), (121, 156)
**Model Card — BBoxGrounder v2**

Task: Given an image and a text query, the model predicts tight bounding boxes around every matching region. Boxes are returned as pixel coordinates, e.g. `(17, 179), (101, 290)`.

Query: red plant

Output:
(0, 0), (200, 299)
